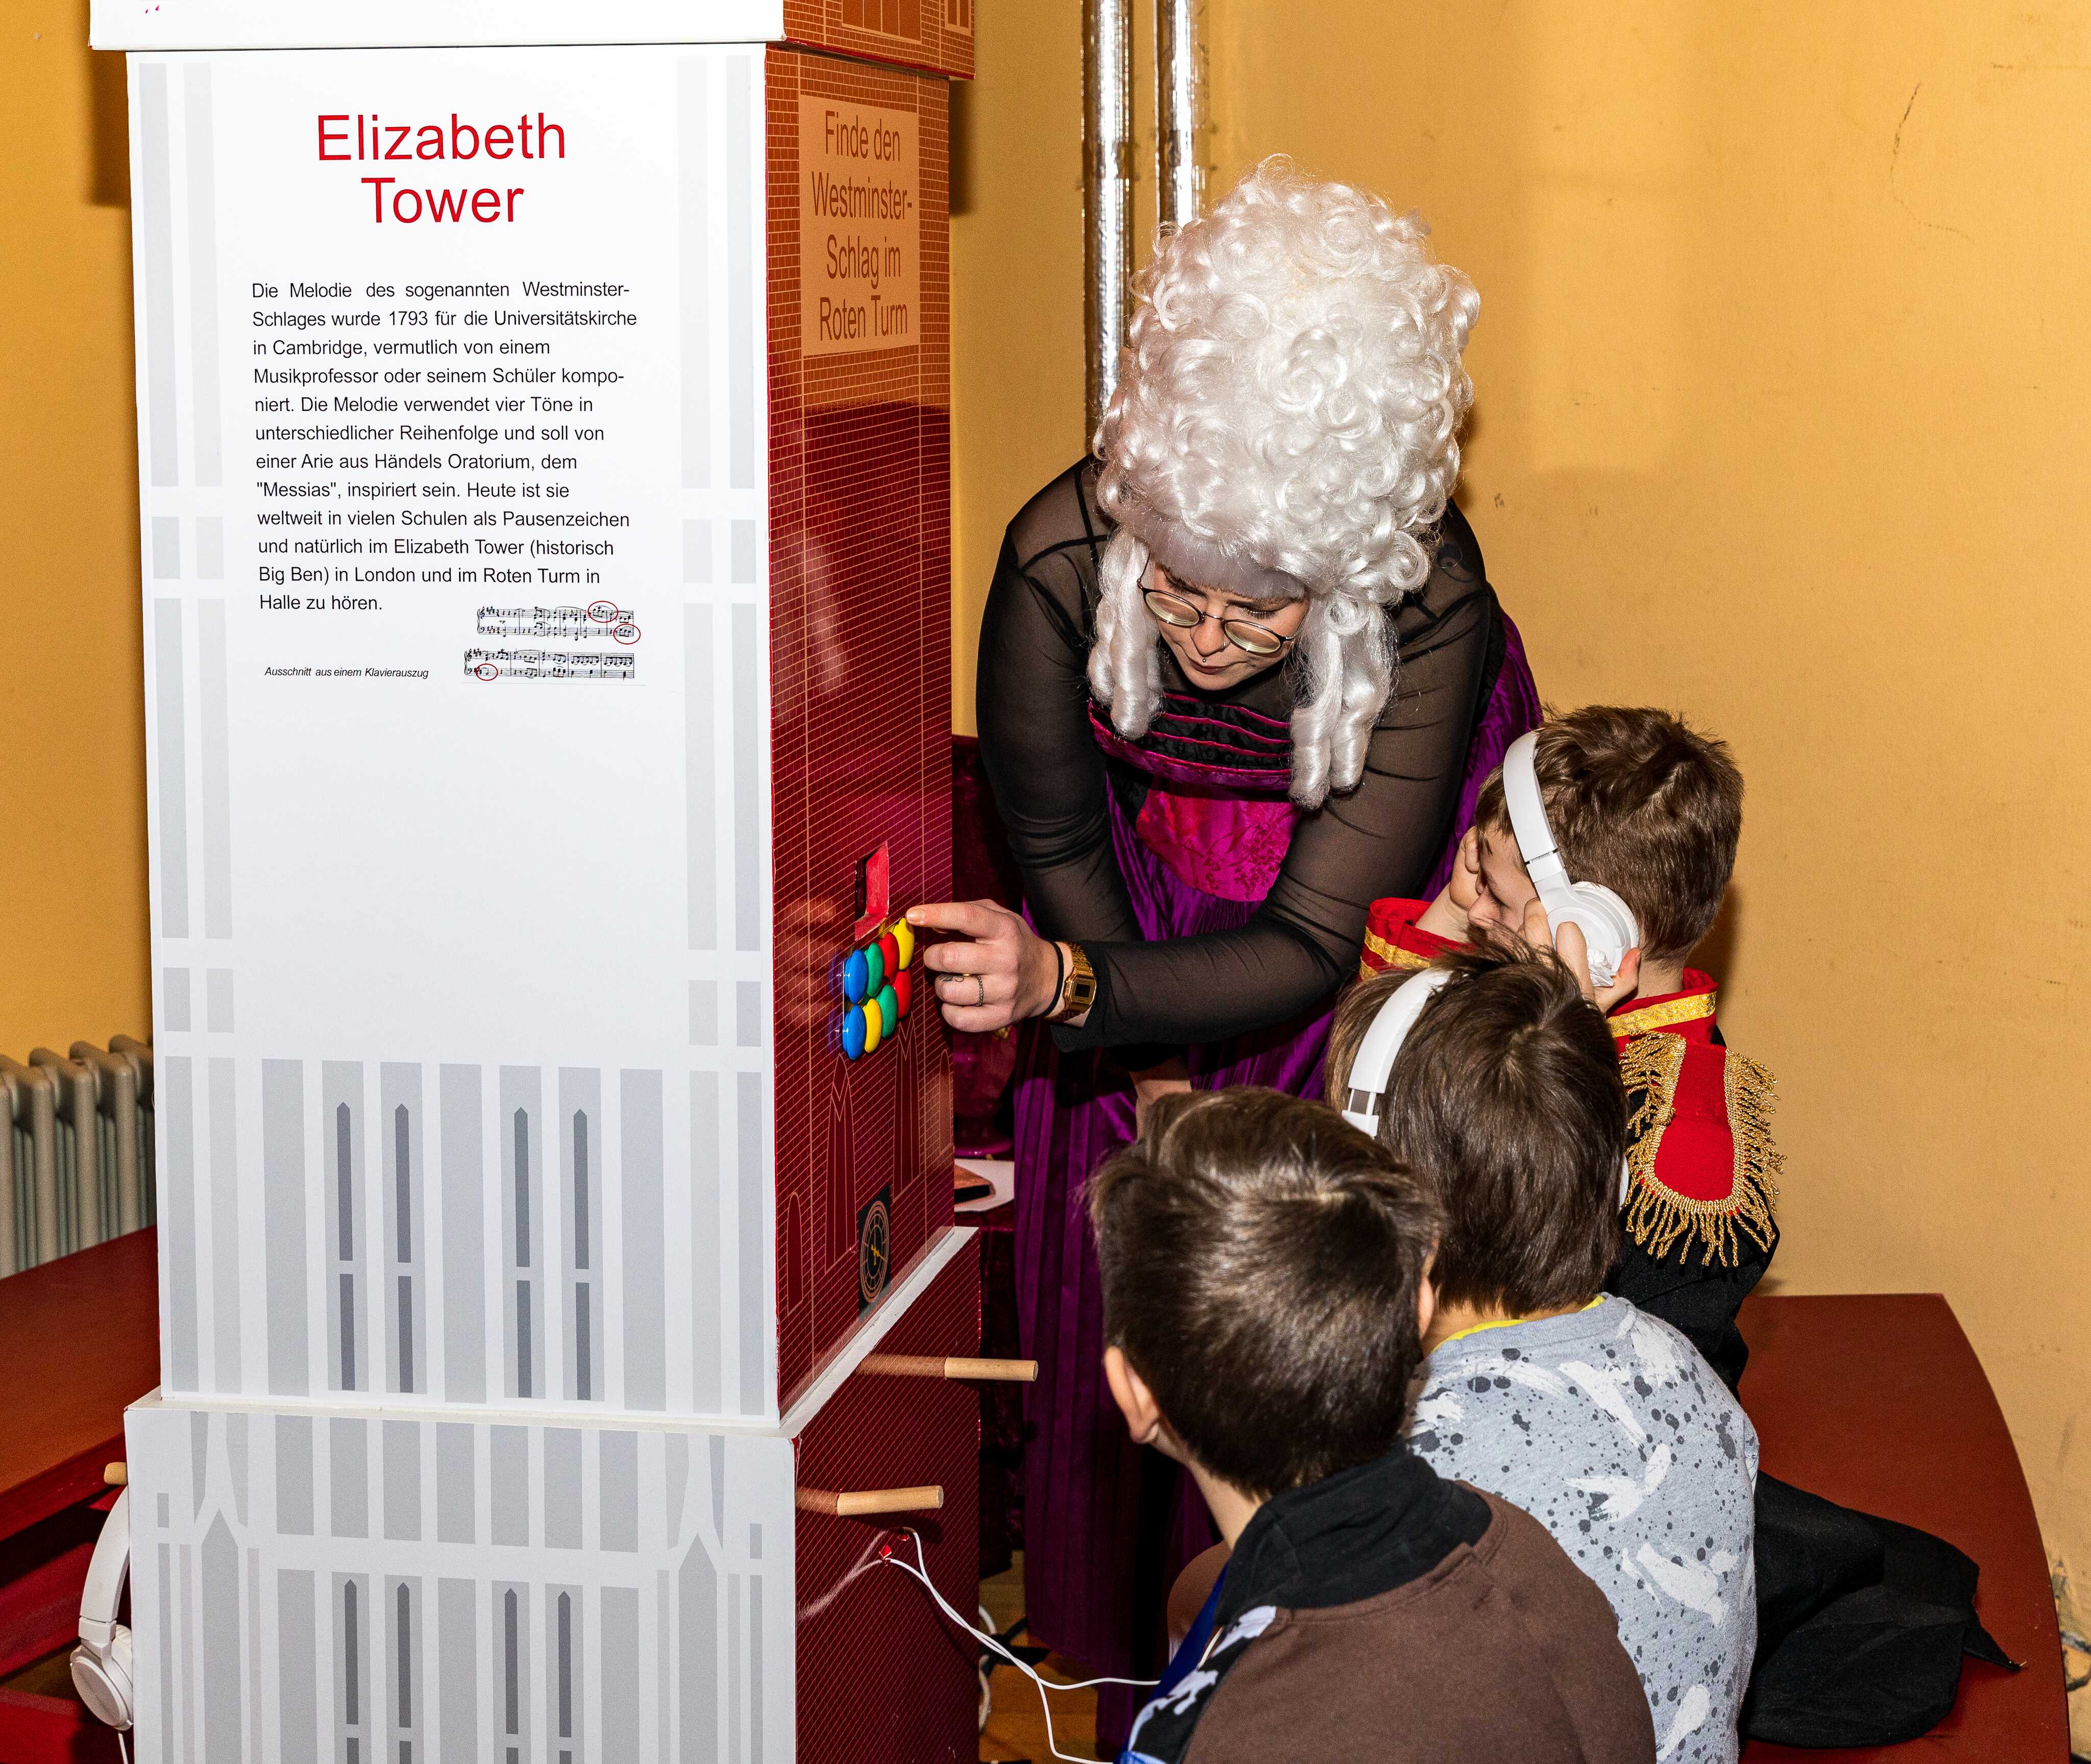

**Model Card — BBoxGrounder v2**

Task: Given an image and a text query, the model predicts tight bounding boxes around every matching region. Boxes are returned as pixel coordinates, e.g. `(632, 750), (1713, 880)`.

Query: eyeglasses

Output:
(1142, 589), (1296, 659)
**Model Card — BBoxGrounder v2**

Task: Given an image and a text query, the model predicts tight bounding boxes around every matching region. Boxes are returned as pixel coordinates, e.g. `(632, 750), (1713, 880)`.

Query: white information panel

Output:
(137, 46), (778, 1419)
(151, 47), (756, 1063)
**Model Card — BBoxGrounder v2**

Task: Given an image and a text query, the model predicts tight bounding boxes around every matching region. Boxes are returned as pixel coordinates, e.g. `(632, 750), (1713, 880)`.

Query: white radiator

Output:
(0, 1037), (154, 1275)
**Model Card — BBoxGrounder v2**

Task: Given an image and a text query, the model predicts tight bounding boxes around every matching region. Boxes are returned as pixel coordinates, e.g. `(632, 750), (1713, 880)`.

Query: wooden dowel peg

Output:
(859, 1353), (1038, 1383)
(795, 1484), (943, 1518)
(104, 1462), (128, 1486)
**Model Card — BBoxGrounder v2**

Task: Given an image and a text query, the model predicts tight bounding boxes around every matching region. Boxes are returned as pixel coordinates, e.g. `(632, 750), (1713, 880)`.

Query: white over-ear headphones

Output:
(72, 1487), (133, 1732)
(1340, 960), (1634, 1208)
(1341, 969), (1453, 1136)
(1501, 731), (1641, 990)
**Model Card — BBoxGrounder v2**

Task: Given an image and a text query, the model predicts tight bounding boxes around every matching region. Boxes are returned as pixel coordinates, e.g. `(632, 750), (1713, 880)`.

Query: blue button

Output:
(843, 949), (869, 1003)
(841, 1006), (866, 1060)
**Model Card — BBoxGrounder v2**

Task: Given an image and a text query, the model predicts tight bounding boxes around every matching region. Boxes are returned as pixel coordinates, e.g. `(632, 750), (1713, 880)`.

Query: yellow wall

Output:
(1, 12), (148, 1054)
(953, 0), (2091, 1600)
(949, 5), (1087, 728)
(9, 0), (2089, 1613)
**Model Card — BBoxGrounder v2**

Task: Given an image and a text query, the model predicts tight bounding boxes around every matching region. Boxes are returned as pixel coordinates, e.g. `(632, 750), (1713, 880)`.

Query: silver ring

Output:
(973, 974), (986, 1007)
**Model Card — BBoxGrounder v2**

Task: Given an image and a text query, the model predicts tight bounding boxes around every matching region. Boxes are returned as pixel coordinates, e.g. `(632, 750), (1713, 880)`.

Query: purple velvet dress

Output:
(975, 461), (1540, 1748)
(1012, 669), (1538, 1742)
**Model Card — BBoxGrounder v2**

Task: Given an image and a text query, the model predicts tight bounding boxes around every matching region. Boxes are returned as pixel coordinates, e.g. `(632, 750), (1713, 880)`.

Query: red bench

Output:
(1737, 1292), (2068, 1761)
(0, 1229), (159, 1763)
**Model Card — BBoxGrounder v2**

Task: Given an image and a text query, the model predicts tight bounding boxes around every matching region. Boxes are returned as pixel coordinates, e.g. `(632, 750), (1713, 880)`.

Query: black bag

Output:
(1743, 1474), (2015, 1748)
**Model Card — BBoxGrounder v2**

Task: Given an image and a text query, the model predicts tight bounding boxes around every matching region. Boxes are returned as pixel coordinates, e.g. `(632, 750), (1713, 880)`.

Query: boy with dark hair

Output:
(1327, 945), (1759, 1764)
(1360, 705), (1778, 1389)
(1091, 1086), (1656, 1764)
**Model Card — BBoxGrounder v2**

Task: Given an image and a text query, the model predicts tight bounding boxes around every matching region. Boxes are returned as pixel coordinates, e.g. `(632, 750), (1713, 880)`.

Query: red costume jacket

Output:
(1360, 899), (1782, 1387)
(1360, 896), (1462, 975)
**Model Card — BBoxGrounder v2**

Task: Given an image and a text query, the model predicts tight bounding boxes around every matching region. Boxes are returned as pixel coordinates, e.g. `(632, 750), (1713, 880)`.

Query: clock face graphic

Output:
(857, 1188), (893, 1313)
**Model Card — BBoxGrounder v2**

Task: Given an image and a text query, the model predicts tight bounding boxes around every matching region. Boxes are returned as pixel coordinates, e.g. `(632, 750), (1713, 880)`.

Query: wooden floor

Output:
(978, 1556), (1104, 1763)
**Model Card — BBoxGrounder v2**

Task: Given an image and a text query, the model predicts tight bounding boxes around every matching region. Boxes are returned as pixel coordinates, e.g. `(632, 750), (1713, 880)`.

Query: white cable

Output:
(879, 1530), (1158, 1764)
(117, 1733), (131, 1764)
(796, 1531), (887, 1625)
(976, 1604), (995, 1732)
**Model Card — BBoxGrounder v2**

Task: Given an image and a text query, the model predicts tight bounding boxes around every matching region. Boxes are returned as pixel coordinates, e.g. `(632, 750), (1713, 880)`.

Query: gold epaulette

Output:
(1619, 1034), (1783, 1267)
(1609, 990), (1717, 1038)
(1360, 927), (1433, 974)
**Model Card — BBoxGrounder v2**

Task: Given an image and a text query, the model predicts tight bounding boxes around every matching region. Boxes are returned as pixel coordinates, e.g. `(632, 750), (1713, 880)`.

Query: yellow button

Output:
(892, 919), (915, 969)
(862, 994), (885, 1054)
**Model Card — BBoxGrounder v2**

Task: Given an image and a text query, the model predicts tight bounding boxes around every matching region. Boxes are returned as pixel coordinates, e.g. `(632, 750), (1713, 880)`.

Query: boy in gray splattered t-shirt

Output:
(1411, 1298), (1757, 1764)
(1327, 943), (1758, 1763)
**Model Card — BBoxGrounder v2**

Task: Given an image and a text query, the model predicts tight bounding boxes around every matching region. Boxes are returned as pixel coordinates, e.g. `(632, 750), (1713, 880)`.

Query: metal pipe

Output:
(1083, 0), (1135, 440)
(110, 1036), (155, 1228)
(75, 1044), (141, 1236)
(0, 1071), (17, 1278)
(109, 1035), (154, 1106)
(34, 1049), (103, 1250)
(0, 1060), (60, 1266)
(1156, 0), (1205, 232)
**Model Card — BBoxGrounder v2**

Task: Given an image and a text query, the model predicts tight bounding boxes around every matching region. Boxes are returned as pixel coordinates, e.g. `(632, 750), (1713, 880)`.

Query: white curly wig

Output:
(1090, 156), (1479, 808)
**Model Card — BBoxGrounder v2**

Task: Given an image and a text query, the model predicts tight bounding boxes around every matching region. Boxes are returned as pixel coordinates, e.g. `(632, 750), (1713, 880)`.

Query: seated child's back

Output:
(1414, 1300), (1756, 1764)
(1328, 946), (1758, 1764)
(1092, 1088), (1655, 1764)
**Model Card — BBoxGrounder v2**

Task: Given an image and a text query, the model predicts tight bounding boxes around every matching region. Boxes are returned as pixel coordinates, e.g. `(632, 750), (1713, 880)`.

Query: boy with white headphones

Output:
(1356, 705), (1779, 1392)
(1323, 942), (1760, 1764)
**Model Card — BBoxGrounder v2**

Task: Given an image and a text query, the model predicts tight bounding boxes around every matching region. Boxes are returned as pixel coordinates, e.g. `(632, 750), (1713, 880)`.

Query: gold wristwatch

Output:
(1050, 943), (1098, 1023)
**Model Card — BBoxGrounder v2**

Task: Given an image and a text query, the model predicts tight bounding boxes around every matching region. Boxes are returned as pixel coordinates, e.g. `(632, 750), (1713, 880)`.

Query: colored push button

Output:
(839, 920), (916, 1061)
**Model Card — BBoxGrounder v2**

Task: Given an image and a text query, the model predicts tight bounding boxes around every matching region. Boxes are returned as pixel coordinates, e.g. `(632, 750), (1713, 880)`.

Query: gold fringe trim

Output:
(1609, 990), (1718, 1038)
(1360, 928), (1432, 976)
(1620, 1034), (1782, 1267)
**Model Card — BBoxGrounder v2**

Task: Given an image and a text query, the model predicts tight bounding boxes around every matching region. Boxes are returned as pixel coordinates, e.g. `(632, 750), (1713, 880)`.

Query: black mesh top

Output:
(977, 460), (1503, 1052)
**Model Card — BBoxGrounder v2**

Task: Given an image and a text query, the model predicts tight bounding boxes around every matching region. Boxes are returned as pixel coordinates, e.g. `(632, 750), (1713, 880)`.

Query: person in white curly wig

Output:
(1091, 155), (1481, 808)
(909, 158), (1541, 1754)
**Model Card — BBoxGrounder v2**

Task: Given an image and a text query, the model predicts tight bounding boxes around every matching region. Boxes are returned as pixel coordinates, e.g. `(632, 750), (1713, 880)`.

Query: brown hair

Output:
(1473, 705), (1743, 963)
(1326, 945), (1625, 1316)
(1086, 1088), (1442, 1500)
